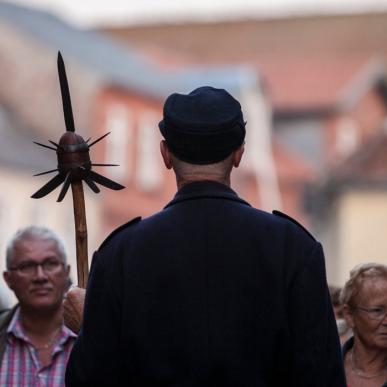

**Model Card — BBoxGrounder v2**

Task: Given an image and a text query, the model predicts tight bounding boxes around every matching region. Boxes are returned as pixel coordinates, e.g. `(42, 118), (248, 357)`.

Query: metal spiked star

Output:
(31, 52), (125, 288)
(31, 51), (125, 202)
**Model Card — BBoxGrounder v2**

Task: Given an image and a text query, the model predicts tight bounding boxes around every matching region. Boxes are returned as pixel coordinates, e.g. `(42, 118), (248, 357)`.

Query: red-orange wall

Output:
(325, 89), (387, 165)
(92, 87), (176, 238)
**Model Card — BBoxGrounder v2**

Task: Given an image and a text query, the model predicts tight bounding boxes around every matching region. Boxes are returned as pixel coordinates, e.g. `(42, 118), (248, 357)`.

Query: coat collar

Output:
(164, 180), (251, 209)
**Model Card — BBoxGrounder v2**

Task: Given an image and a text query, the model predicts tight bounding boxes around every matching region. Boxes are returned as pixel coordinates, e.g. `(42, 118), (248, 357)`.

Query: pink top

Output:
(0, 308), (76, 386)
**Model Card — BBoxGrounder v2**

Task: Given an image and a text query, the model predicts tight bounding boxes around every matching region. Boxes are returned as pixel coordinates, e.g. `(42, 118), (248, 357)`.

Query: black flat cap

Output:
(159, 86), (246, 164)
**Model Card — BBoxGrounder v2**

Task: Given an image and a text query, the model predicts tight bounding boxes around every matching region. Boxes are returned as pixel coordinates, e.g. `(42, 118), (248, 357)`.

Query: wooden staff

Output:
(72, 181), (89, 288)
(31, 52), (124, 288)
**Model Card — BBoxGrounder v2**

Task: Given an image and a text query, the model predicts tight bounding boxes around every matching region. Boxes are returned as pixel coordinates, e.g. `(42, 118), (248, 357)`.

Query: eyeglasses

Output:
(9, 259), (64, 276)
(351, 306), (387, 321)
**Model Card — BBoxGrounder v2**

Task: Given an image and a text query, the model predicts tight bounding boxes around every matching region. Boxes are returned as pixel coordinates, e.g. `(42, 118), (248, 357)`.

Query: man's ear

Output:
(232, 144), (245, 168)
(3, 271), (12, 290)
(160, 140), (173, 170)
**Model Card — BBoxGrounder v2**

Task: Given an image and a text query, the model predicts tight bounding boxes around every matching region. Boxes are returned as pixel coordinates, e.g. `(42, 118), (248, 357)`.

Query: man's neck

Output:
(176, 175), (231, 190)
(20, 305), (63, 337)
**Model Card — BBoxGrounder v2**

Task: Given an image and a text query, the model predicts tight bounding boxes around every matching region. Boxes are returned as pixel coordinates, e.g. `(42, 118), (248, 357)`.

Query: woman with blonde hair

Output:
(341, 263), (387, 387)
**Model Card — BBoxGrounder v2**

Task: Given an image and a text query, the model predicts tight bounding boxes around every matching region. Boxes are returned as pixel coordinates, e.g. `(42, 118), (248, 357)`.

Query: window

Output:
(104, 104), (132, 180)
(135, 111), (162, 192)
(335, 117), (359, 158)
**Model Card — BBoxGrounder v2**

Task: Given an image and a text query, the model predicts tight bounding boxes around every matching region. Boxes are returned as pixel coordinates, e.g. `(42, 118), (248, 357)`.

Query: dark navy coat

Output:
(66, 181), (346, 386)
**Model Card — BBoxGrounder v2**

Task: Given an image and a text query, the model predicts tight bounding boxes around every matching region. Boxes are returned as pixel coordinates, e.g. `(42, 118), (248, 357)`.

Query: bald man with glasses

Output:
(0, 225), (76, 386)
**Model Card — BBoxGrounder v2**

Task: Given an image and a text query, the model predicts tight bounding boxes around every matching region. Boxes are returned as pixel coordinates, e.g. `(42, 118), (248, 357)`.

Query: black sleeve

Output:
(65, 244), (125, 386)
(287, 242), (346, 387)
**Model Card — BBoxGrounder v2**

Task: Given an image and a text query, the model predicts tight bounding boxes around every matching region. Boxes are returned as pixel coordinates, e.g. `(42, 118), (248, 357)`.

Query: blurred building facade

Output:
(306, 125), (387, 284)
(102, 13), (387, 285)
(0, 2), (274, 289)
(0, 3), (387, 286)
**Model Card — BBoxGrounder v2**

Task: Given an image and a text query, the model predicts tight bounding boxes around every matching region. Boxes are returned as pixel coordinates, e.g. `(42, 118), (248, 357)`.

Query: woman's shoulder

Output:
(342, 336), (354, 358)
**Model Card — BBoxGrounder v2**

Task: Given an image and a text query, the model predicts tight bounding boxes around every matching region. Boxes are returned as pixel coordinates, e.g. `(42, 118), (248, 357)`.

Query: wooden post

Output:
(71, 180), (89, 288)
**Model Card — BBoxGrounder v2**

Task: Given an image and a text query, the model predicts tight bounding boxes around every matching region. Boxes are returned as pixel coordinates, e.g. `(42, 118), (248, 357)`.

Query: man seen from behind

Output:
(66, 86), (346, 386)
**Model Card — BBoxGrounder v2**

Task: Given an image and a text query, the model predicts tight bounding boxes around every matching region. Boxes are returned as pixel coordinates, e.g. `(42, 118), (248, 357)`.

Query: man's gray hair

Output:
(172, 152), (234, 180)
(340, 262), (387, 306)
(6, 225), (67, 269)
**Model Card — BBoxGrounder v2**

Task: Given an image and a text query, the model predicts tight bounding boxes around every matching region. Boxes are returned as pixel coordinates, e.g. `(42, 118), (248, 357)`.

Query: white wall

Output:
(0, 166), (101, 304)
